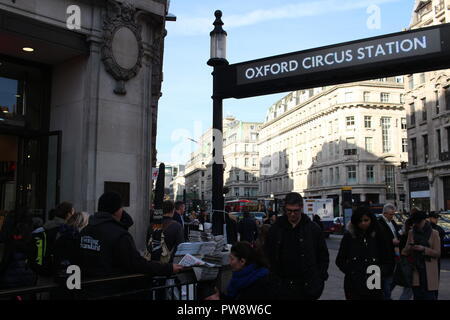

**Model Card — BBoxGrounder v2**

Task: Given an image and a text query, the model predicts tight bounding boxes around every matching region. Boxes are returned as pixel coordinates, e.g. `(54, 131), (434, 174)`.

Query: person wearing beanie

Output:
(79, 192), (183, 298)
(402, 211), (441, 300)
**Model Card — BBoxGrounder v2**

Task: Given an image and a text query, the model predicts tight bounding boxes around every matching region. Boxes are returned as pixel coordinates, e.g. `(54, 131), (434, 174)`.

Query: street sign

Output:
(215, 23), (450, 99)
(151, 168), (159, 180)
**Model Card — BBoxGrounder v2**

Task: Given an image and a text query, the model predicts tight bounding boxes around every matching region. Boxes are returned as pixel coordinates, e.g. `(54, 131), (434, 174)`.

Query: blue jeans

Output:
(399, 287), (413, 300)
(382, 276), (396, 300)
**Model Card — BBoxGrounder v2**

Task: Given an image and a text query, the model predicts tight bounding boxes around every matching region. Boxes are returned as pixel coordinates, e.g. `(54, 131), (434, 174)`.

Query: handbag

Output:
(393, 256), (413, 288)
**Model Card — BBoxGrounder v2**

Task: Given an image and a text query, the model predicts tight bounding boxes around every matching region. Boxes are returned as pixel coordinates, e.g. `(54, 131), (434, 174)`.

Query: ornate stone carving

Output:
(101, 0), (144, 95)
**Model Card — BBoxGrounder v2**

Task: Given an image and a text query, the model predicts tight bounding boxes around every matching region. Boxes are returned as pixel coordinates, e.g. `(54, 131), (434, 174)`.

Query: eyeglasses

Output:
(285, 209), (301, 214)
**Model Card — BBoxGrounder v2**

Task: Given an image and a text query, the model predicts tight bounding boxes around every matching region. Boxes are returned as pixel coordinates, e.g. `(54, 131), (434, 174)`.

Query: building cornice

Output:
(262, 81), (404, 129)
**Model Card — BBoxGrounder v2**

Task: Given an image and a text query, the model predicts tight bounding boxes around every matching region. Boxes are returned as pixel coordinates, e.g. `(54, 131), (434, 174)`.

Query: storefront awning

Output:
(0, 9), (88, 65)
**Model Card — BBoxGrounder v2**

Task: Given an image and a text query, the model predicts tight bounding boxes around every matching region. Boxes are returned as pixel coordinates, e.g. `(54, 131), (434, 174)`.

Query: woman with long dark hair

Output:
(206, 241), (279, 300)
(336, 206), (388, 300)
(0, 208), (37, 290)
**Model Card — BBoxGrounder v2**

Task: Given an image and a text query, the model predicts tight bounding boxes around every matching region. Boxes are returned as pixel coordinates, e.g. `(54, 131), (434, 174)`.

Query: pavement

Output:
(320, 234), (450, 300)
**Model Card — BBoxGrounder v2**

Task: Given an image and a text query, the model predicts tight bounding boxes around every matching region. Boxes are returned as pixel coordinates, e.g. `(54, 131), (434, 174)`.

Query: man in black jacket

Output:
(264, 192), (329, 300)
(79, 192), (182, 297)
(238, 211), (258, 243)
(377, 203), (401, 300)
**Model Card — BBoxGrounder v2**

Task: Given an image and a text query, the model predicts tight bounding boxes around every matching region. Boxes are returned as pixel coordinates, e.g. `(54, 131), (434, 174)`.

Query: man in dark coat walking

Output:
(238, 211), (258, 243)
(264, 192), (329, 300)
(377, 203), (401, 300)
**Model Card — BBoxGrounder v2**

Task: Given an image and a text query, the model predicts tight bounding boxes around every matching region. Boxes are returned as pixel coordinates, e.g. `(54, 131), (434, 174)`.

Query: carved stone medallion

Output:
(101, 0), (144, 95)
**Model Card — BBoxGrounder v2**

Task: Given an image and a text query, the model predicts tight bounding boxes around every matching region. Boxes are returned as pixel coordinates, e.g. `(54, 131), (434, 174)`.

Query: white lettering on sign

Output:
(245, 60), (298, 80)
(237, 29), (440, 85)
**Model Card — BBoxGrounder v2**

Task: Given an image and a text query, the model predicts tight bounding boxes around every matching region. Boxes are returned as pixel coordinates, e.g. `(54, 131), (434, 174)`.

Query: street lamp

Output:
(208, 10), (229, 236)
(207, 10), (228, 66)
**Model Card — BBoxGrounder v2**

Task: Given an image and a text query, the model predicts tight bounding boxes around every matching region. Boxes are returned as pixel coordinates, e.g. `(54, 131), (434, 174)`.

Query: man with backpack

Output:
(29, 202), (75, 279)
(147, 200), (184, 263)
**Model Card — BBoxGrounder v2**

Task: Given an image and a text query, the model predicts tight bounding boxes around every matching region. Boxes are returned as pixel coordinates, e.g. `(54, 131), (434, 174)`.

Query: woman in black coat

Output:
(205, 241), (280, 300)
(336, 207), (388, 300)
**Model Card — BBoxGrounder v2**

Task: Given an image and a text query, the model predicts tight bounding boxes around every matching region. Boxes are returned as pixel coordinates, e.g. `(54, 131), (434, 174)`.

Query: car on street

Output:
(438, 213), (450, 256)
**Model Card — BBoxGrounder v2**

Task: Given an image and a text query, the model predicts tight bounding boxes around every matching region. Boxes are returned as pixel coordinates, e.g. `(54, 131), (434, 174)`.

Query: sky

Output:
(156, 0), (416, 165)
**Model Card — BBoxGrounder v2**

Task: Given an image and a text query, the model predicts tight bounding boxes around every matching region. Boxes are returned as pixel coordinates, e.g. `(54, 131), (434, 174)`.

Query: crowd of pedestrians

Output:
(0, 191), (444, 301)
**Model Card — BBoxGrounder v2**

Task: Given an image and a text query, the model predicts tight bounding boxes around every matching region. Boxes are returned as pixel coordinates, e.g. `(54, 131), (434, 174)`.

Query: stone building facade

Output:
(258, 79), (408, 216)
(0, 0), (170, 248)
(403, 0), (450, 212)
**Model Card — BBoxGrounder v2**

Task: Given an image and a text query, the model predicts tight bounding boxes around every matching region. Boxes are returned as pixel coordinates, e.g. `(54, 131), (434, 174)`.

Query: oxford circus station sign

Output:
(238, 29), (440, 84)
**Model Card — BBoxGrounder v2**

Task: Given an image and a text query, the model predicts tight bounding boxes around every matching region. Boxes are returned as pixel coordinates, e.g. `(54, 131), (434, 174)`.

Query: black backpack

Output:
(143, 221), (176, 263)
(28, 226), (60, 276)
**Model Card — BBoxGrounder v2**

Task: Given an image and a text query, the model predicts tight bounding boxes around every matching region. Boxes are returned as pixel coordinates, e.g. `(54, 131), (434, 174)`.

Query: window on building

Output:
(381, 117), (392, 153)
(402, 138), (408, 153)
(330, 168), (334, 185)
(408, 76), (414, 90)
(347, 165), (357, 184)
(385, 165), (395, 199)
(435, 90), (440, 115)
(335, 167), (340, 184)
(365, 137), (373, 153)
(346, 116), (355, 128)
(401, 118), (407, 129)
(410, 103), (416, 125)
(235, 144), (238, 153)
(420, 73), (425, 84)
(363, 92), (370, 102)
(437, 129), (442, 156)
(245, 158), (249, 167)
(328, 121), (333, 135)
(421, 98), (427, 122)
(245, 172), (249, 182)
(252, 158), (257, 167)
(446, 87), (450, 111)
(423, 135), (429, 163)
(251, 133), (258, 141)
(245, 144), (249, 152)
(411, 138), (417, 165)
(380, 93), (390, 103)
(236, 173), (240, 181)
(364, 116), (372, 128)
(334, 119), (338, 133)
(366, 165), (375, 183)
(234, 188), (240, 197)
(345, 137), (357, 155)
(202, 171), (205, 177)
(400, 94), (404, 104)
(447, 127), (450, 157)
(335, 140), (339, 158)
(396, 76), (404, 83)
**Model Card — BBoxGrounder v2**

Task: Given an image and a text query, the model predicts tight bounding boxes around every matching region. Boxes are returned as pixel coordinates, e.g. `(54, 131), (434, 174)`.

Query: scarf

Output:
(226, 264), (269, 299)
(412, 221), (432, 269)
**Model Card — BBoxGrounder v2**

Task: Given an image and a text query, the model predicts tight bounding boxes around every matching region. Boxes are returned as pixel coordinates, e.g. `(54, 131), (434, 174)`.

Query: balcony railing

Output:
(440, 151), (450, 161)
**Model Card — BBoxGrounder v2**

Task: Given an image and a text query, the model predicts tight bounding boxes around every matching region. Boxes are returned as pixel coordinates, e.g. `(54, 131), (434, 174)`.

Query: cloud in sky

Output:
(168, 0), (401, 36)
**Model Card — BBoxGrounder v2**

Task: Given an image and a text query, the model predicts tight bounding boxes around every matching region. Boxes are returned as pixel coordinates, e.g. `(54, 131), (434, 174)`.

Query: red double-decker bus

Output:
(225, 200), (259, 213)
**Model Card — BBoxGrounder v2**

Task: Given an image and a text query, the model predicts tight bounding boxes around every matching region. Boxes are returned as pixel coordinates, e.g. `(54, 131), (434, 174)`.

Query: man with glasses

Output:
(377, 203), (401, 300)
(264, 192), (329, 300)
